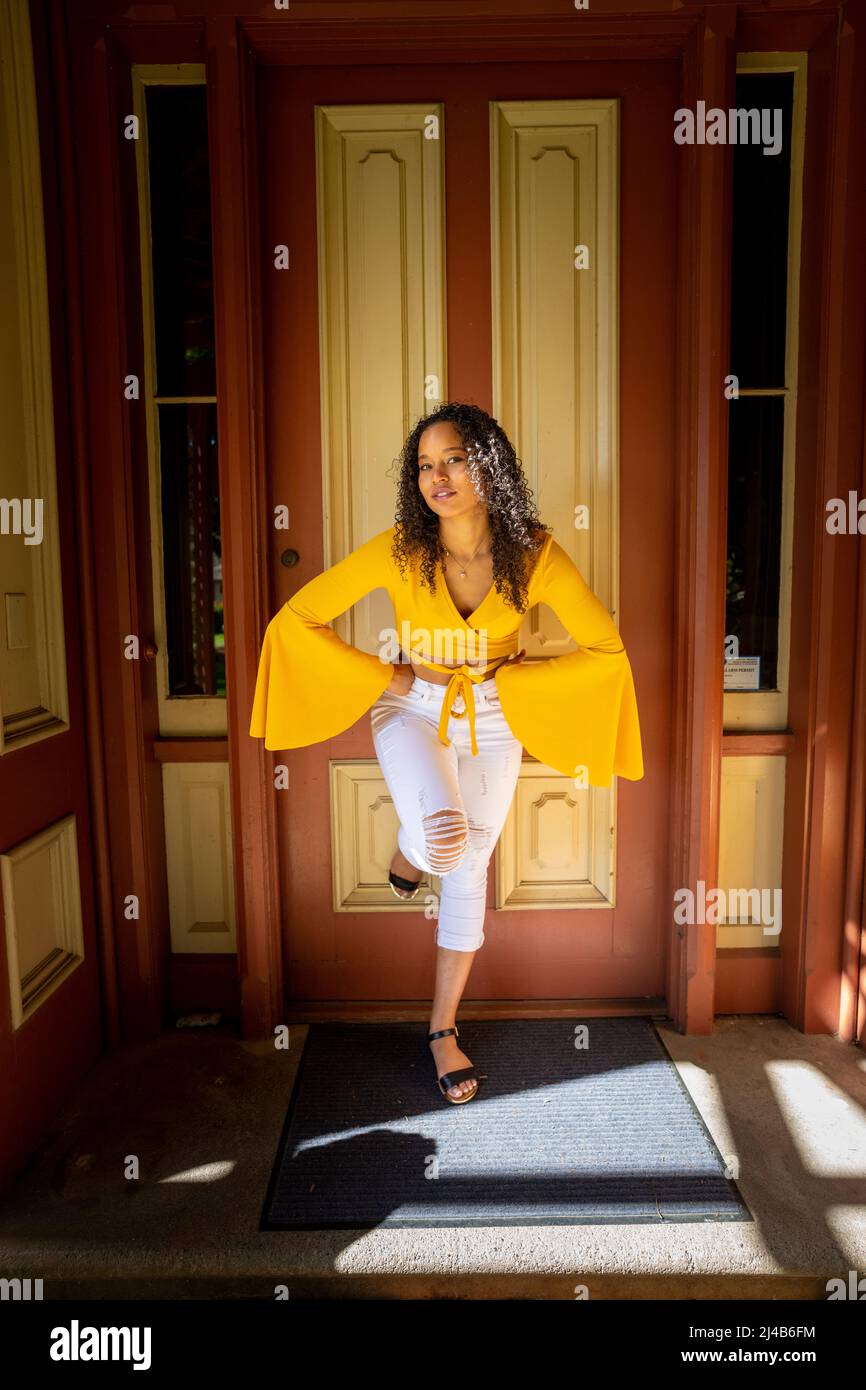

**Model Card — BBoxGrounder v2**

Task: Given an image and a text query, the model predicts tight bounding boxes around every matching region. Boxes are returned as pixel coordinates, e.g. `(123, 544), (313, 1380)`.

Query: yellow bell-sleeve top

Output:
(249, 525), (644, 787)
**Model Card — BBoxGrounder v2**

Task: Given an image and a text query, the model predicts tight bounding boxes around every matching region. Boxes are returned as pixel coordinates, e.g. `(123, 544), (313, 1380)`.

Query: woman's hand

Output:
(386, 663), (416, 696)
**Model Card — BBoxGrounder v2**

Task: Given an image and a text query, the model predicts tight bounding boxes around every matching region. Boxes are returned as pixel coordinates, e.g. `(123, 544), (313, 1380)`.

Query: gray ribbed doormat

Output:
(260, 1018), (753, 1229)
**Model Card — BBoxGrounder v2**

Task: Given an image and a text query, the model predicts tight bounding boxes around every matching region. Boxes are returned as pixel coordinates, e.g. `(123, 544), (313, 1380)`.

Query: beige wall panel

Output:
(315, 105), (446, 659)
(717, 756), (785, 948)
(162, 763), (237, 952)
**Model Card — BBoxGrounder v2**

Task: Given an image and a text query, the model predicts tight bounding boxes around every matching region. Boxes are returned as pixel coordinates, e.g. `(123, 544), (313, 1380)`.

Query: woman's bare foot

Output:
(428, 1032), (478, 1100)
(390, 847), (423, 899)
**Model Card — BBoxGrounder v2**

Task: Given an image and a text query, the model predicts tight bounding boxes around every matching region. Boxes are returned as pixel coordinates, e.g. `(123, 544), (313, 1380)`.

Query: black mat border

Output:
(259, 1017), (754, 1231)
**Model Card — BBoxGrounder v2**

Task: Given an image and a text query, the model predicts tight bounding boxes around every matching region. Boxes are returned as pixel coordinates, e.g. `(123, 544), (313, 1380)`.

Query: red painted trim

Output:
(44, 0), (122, 1054)
(154, 741), (230, 762)
(205, 16), (284, 1039)
(667, 6), (738, 1035)
(722, 734), (796, 755)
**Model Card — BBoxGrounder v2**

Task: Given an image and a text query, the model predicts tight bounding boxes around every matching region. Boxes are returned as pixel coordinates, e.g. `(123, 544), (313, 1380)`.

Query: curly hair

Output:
(388, 402), (551, 615)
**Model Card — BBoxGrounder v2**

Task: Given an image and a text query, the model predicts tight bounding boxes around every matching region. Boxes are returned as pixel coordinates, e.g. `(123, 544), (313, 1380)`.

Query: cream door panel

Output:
(0, 0), (69, 753)
(496, 762), (614, 910)
(162, 763), (237, 952)
(315, 104), (446, 659)
(330, 761), (441, 914)
(491, 99), (619, 904)
(717, 755), (785, 948)
(1, 815), (84, 1028)
(491, 98), (619, 635)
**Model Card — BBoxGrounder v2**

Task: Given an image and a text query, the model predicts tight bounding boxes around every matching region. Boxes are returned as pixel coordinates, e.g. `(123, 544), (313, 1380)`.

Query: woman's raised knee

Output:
(422, 808), (468, 874)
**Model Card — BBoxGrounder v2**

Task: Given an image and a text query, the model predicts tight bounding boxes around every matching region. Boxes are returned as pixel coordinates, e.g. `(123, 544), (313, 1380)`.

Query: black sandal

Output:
(388, 868), (422, 900)
(428, 1025), (479, 1104)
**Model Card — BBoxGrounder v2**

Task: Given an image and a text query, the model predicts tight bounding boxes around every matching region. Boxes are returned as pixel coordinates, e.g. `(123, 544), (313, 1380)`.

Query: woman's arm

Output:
(493, 536), (644, 783)
(284, 528), (392, 627)
(249, 529), (398, 750)
(535, 538), (628, 654)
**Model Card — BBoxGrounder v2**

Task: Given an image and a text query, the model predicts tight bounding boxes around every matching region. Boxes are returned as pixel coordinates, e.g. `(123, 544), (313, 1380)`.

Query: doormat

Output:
(259, 1018), (753, 1230)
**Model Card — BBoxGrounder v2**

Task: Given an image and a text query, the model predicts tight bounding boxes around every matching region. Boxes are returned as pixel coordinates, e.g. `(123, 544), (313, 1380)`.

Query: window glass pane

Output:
(729, 73), (794, 388)
(145, 85), (215, 397)
(725, 396), (784, 689)
(159, 403), (224, 697)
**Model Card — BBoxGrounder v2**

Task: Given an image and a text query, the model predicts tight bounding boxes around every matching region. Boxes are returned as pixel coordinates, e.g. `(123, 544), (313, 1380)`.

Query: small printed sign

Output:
(724, 656), (761, 690)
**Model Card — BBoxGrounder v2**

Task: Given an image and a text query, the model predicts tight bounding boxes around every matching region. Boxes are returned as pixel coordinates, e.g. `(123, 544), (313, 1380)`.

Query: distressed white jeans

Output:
(370, 674), (524, 952)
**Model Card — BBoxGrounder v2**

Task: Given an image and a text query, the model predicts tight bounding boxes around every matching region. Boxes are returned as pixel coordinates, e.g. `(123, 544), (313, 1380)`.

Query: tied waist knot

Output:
(409, 650), (499, 756)
(438, 669), (484, 755)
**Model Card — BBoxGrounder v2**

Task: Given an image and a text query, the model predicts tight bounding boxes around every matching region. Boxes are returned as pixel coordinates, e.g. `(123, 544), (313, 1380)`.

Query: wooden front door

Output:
(258, 59), (674, 1006)
(0, 0), (103, 1188)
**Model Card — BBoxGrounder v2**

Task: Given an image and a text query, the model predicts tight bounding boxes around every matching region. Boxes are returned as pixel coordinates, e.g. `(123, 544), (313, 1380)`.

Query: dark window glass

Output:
(726, 69), (795, 697)
(729, 73), (794, 387)
(159, 404), (224, 698)
(145, 86), (215, 397)
(726, 396), (784, 689)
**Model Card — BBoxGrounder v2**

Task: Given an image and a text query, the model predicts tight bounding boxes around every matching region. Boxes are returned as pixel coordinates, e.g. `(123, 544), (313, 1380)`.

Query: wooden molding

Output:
(154, 739), (229, 763)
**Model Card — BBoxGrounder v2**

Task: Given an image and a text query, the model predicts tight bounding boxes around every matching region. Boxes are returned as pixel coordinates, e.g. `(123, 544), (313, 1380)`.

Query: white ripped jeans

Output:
(370, 674), (524, 952)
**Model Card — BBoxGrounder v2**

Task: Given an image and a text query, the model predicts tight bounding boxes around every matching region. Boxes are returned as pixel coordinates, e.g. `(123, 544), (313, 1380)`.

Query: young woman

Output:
(249, 402), (644, 1106)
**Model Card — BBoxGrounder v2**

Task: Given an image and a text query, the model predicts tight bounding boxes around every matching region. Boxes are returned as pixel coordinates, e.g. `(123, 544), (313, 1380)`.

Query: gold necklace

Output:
(443, 538), (491, 578)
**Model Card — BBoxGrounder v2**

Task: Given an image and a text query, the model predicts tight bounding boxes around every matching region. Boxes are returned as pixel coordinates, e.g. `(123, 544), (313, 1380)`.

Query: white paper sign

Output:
(724, 656), (761, 690)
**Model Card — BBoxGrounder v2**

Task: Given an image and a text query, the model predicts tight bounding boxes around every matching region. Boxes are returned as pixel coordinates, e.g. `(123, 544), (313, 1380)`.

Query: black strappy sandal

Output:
(428, 1025), (479, 1104)
(388, 868), (422, 900)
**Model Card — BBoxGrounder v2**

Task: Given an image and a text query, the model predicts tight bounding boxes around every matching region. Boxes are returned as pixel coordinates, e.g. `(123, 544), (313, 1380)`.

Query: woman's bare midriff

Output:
(406, 653), (511, 686)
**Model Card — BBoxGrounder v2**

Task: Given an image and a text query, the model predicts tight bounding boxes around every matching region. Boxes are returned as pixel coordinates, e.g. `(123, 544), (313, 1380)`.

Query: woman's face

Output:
(416, 421), (486, 519)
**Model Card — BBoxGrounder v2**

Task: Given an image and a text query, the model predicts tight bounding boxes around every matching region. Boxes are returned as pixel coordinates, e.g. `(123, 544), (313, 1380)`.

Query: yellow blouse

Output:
(249, 526), (644, 786)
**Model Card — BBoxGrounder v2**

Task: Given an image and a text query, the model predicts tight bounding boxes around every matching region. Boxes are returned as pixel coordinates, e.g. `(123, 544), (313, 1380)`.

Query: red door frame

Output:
(50, 0), (866, 1044)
